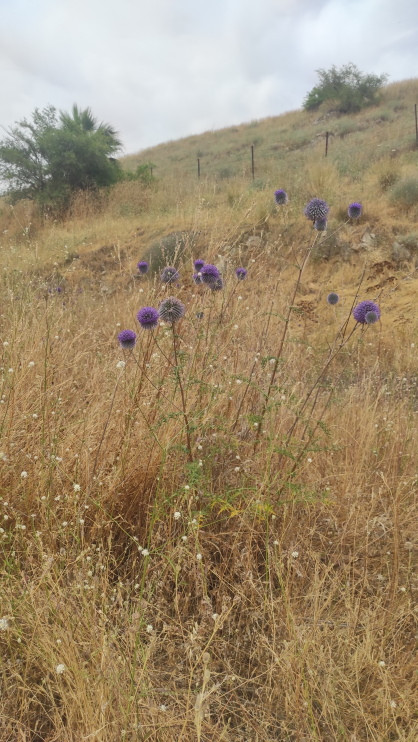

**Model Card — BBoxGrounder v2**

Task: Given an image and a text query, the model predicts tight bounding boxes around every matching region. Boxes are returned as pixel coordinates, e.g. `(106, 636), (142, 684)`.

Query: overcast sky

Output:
(1, 0), (417, 155)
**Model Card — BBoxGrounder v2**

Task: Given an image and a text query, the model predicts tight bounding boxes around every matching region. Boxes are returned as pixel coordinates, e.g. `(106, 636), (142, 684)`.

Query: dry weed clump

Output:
(1, 95), (418, 738)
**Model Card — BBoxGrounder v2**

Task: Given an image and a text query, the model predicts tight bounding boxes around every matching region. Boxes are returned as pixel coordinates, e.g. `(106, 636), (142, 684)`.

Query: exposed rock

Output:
(246, 236), (262, 249)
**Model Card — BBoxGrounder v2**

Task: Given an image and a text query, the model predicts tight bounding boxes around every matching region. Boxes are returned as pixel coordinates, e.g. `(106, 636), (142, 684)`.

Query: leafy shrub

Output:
(390, 178), (418, 208)
(303, 63), (388, 114)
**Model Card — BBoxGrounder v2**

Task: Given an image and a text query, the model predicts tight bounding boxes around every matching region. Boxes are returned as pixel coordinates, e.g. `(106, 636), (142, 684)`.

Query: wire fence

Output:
(166, 104), (418, 183)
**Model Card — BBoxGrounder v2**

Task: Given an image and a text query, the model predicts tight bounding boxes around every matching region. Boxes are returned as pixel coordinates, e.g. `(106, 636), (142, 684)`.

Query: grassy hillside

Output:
(0, 80), (417, 741)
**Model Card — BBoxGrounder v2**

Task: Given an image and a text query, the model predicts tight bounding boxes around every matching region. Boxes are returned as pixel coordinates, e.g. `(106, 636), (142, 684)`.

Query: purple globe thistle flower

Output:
(158, 297), (185, 324)
(327, 292), (339, 306)
(137, 306), (159, 330)
(314, 218), (328, 231)
(161, 266), (180, 284)
(365, 310), (379, 325)
(352, 300), (380, 325)
(210, 277), (224, 292)
(118, 329), (137, 349)
(304, 198), (330, 222)
(193, 272), (204, 285)
(194, 258), (205, 271)
(274, 189), (288, 205)
(200, 264), (220, 286)
(235, 267), (247, 280)
(348, 202), (362, 219)
(137, 260), (149, 274)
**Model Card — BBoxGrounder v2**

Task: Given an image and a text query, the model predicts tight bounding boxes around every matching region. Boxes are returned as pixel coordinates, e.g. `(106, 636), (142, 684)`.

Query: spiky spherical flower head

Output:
(200, 264), (220, 286)
(137, 261), (149, 274)
(161, 266), (180, 284)
(348, 202), (362, 219)
(274, 189), (288, 205)
(304, 198), (330, 222)
(194, 259), (205, 271)
(327, 292), (339, 306)
(365, 310), (379, 325)
(314, 218), (327, 231)
(353, 300), (380, 324)
(118, 329), (137, 349)
(158, 297), (185, 324)
(210, 277), (224, 292)
(193, 273), (204, 285)
(235, 267), (247, 280)
(137, 306), (159, 330)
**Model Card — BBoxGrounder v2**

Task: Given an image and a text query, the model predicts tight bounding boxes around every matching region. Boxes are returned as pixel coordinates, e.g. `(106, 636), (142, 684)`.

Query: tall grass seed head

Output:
(304, 198), (329, 222)
(274, 189), (288, 205)
(158, 297), (185, 323)
(160, 266), (180, 284)
(137, 306), (159, 330)
(348, 202), (363, 219)
(200, 264), (220, 286)
(117, 329), (137, 349)
(235, 267), (247, 280)
(137, 260), (149, 274)
(194, 258), (205, 271)
(327, 292), (339, 305)
(353, 300), (380, 324)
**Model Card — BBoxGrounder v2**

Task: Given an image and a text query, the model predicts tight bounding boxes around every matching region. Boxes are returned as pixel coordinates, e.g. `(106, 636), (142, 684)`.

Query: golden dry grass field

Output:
(0, 79), (417, 741)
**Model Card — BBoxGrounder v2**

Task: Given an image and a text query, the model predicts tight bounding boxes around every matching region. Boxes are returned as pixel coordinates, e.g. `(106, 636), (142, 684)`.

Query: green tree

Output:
(0, 104), (122, 210)
(303, 63), (388, 113)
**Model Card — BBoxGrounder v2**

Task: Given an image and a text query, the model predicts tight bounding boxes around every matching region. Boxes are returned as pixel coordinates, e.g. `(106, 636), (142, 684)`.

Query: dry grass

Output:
(0, 80), (418, 741)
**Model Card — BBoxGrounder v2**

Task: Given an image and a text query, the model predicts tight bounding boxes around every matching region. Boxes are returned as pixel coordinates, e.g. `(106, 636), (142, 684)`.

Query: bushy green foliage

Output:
(0, 104), (122, 211)
(303, 63), (388, 113)
(123, 162), (156, 185)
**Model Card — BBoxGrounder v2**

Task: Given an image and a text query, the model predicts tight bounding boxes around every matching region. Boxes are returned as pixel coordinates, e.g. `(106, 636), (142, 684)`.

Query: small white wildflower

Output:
(73, 483), (81, 492)
(56, 638), (62, 644)
(32, 413), (38, 419)
(8, 368), (13, 373)
(55, 663), (66, 674)
(134, 583), (140, 589)
(196, 553), (202, 561)
(3, 514), (8, 520)
(307, 458), (312, 463)
(20, 471), (28, 479)
(173, 511), (181, 520)
(0, 617), (10, 630)
(291, 551), (299, 558)
(28, 361), (35, 368)
(190, 518), (197, 525)
(235, 379), (242, 384)
(141, 549), (149, 557)
(181, 535), (187, 542)
(212, 613), (219, 620)
(273, 540), (279, 546)
(378, 660), (386, 667)
(62, 521), (68, 527)
(233, 324), (238, 330)
(390, 699), (397, 708)
(234, 466), (240, 472)
(146, 624), (153, 634)
(197, 444), (203, 450)
(159, 704), (167, 712)
(3, 341), (9, 347)
(79, 519), (85, 525)
(116, 360), (126, 369)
